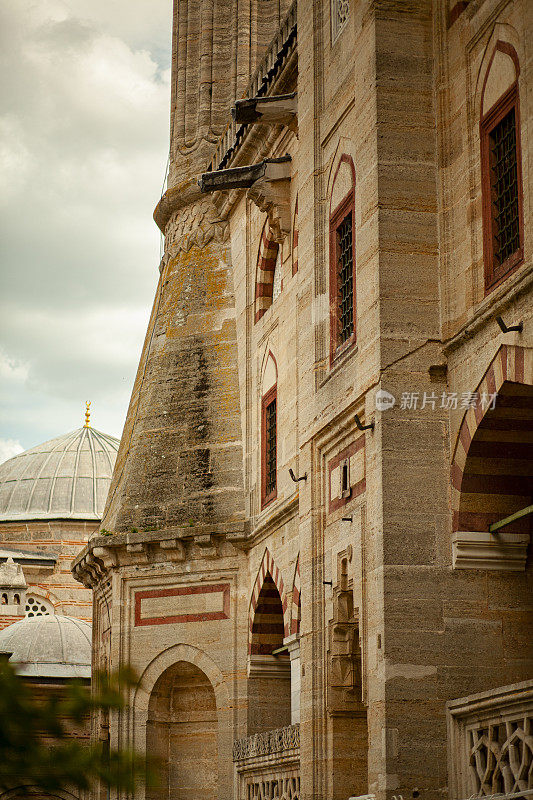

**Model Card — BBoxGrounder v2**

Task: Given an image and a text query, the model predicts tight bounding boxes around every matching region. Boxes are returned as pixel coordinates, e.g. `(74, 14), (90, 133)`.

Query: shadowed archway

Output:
(146, 661), (218, 800)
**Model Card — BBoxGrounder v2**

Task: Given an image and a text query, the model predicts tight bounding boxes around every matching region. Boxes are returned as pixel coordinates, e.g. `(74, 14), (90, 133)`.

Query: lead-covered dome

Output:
(0, 614), (91, 678)
(0, 426), (119, 522)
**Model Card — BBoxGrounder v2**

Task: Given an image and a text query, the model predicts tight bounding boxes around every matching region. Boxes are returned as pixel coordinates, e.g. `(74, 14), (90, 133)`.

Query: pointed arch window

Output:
(261, 386), (277, 507)
(261, 353), (278, 509)
(329, 155), (356, 365)
(480, 42), (524, 292)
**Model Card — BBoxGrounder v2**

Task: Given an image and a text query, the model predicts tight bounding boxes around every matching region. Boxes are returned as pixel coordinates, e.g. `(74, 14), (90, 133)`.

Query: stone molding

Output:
(233, 723), (300, 762)
(452, 530), (530, 571)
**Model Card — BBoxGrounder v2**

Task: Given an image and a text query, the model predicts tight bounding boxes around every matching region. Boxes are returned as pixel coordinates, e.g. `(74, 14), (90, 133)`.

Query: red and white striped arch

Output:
(451, 344), (532, 532)
(248, 548), (288, 652)
(290, 554), (301, 636)
(254, 222), (280, 323)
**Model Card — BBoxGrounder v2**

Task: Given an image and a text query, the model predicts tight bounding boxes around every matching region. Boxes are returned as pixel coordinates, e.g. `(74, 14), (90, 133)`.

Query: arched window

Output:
(480, 42), (524, 292)
(1, 593), (7, 605)
(329, 155), (356, 365)
(25, 595), (54, 617)
(261, 352), (278, 508)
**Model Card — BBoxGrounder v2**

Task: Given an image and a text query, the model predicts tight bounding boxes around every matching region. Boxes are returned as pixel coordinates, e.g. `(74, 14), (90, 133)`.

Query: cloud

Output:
(0, 439), (24, 465)
(0, 0), (171, 449)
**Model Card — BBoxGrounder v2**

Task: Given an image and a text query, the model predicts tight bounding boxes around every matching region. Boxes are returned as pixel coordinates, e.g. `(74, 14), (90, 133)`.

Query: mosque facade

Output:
(73, 2), (532, 800)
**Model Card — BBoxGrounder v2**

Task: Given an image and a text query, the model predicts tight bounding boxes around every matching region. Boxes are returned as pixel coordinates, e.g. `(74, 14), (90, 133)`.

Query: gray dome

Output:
(0, 614), (91, 678)
(0, 426), (119, 522)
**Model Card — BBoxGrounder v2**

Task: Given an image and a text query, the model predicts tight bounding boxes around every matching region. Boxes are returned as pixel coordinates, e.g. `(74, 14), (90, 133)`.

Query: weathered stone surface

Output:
(75, 1), (533, 800)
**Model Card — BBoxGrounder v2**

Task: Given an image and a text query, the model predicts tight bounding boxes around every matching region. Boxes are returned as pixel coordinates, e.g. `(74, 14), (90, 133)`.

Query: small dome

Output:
(0, 614), (91, 678)
(0, 426), (119, 522)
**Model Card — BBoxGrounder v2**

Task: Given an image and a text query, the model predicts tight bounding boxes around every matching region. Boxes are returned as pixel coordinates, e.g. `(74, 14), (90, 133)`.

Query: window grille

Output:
(25, 595), (52, 617)
(488, 108), (520, 267)
(265, 398), (277, 499)
(337, 212), (354, 345)
(331, 0), (349, 43)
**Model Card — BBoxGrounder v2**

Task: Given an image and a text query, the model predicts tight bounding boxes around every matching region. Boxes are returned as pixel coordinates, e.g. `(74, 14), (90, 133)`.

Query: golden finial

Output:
(84, 401), (91, 428)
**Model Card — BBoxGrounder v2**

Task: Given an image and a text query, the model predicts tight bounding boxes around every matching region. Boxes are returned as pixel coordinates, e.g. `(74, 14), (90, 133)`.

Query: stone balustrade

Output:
(447, 680), (533, 799)
(233, 724), (300, 800)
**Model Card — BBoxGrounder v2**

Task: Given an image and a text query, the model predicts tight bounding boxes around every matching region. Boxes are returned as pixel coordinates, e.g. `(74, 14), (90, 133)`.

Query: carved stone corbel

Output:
(247, 158), (292, 241)
(199, 156), (292, 241)
(159, 538), (186, 562)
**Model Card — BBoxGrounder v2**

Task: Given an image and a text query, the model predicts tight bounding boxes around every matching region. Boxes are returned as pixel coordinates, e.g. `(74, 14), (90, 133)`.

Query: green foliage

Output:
(0, 661), (149, 794)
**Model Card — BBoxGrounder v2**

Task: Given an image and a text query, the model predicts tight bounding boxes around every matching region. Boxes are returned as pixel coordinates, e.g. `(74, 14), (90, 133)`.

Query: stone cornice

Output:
(71, 521), (249, 588)
(249, 493), (299, 545)
(443, 263), (533, 354)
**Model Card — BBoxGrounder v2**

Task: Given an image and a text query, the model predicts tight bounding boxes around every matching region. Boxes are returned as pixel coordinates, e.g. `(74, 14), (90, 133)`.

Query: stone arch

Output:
(475, 24), (522, 120)
(451, 345), (533, 533)
(249, 548), (288, 651)
(329, 153), (356, 219)
(261, 349), (278, 395)
(134, 645), (231, 800)
(480, 40), (520, 117)
(290, 554), (301, 636)
(254, 220), (281, 323)
(134, 643), (228, 716)
(247, 549), (292, 734)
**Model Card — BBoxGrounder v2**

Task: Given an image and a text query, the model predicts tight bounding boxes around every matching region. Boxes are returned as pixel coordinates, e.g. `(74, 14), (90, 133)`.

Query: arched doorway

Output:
(146, 661), (218, 800)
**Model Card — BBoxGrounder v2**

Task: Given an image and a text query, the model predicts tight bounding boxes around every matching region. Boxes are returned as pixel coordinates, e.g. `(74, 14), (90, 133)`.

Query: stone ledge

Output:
(247, 654), (291, 679)
(452, 530), (530, 571)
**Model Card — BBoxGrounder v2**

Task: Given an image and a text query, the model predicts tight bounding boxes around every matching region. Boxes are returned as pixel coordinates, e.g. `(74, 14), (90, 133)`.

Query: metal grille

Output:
(489, 108), (520, 267)
(337, 212), (354, 345)
(265, 399), (277, 498)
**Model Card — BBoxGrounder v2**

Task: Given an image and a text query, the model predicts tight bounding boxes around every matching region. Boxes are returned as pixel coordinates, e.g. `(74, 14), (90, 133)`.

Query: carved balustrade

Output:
(233, 724), (300, 800)
(447, 680), (533, 799)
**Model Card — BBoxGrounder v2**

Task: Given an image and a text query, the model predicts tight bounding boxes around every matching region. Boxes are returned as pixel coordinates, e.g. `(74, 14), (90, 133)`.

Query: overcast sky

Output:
(0, 0), (172, 462)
